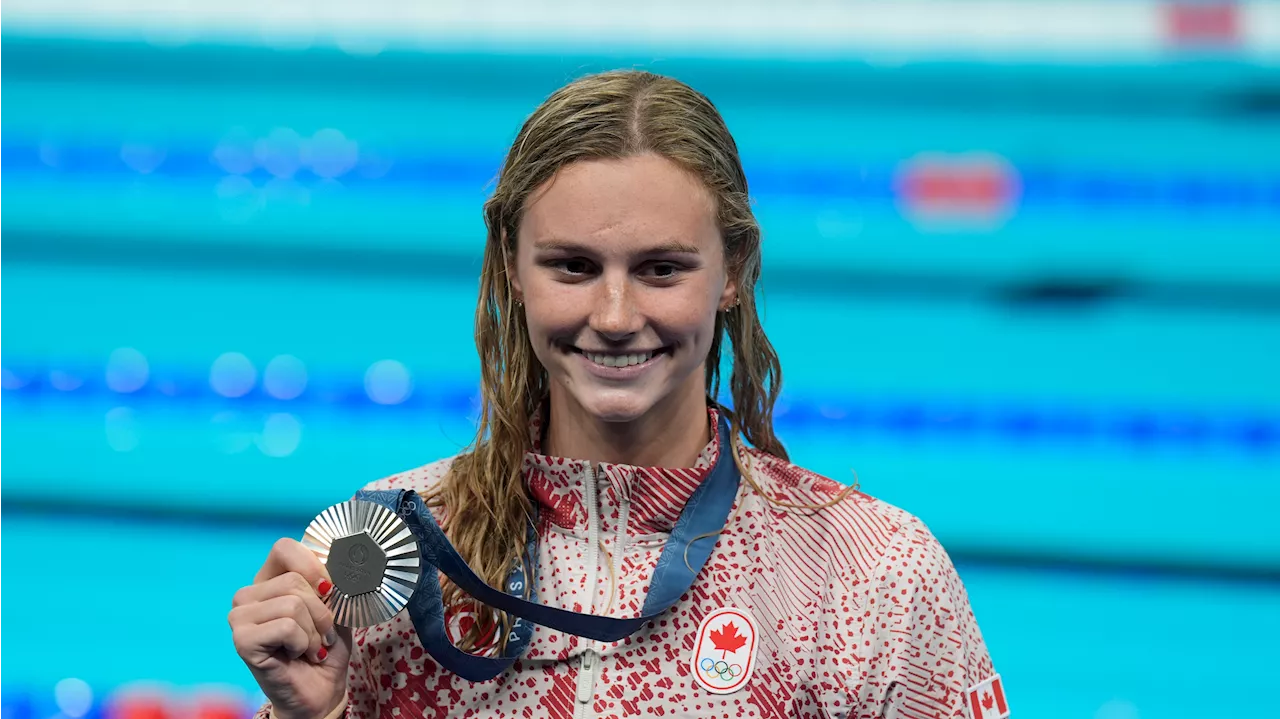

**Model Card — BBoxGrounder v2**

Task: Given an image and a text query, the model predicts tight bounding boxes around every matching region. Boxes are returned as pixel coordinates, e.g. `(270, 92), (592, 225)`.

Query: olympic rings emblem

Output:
(698, 657), (743, 682)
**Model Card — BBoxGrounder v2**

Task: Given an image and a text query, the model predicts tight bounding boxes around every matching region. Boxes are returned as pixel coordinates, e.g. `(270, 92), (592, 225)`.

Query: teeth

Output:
(585, 351), (655, 368)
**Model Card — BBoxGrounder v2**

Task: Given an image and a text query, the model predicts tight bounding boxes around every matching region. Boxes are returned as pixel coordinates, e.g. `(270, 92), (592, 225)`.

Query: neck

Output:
(544, 388), (712, 469)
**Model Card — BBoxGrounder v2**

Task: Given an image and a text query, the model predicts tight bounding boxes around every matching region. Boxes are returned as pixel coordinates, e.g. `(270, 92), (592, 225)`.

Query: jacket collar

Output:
(522, 404), (723, 536)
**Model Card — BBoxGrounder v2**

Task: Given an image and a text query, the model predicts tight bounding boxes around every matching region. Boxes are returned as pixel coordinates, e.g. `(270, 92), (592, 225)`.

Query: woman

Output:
(230, 70), (1000, 718)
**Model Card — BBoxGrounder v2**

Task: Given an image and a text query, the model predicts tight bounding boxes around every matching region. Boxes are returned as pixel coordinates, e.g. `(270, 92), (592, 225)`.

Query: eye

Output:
(549, 258), (593, 276)
(644, 262), (683, 280)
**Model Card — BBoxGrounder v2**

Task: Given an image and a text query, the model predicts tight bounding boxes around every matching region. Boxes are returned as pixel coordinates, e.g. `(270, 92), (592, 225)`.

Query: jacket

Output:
(255, 407), (998, 718)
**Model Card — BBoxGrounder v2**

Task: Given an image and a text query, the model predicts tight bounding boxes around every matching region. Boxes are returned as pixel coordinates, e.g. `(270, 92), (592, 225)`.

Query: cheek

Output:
(522, 300), (586, 354)
(653, 296), (719, 341)
(524, 308), (562, 341)
(522, 285), (573, 329)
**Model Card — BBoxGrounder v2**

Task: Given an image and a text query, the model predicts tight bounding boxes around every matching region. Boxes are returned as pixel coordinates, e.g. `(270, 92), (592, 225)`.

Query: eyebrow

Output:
(532, 239), (702, 255)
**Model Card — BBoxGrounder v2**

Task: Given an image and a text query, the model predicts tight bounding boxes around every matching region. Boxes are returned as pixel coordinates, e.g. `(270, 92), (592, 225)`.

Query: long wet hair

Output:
(423, 70), (819, 652)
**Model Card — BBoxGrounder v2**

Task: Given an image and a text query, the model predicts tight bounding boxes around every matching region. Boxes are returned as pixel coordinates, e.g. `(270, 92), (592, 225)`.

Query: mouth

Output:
(569, 346), (671, 369)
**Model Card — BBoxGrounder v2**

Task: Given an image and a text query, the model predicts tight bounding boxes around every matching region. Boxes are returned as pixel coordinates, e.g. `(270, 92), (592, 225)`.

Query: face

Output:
(509, 153), (736, 425)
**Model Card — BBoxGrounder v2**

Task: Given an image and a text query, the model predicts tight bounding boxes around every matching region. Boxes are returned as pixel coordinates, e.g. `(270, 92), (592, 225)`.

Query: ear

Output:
(502, 230), (524, 302)
(718, 277), (738, 312)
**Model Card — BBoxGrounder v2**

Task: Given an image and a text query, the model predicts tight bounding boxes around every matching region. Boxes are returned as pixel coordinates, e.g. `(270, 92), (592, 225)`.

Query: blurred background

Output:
(2, 1), (1278, 717)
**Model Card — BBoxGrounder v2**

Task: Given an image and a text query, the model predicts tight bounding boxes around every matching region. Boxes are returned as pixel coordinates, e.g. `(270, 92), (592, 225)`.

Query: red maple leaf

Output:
(982, 692), (994, 710)
(708, 621), (747, 659)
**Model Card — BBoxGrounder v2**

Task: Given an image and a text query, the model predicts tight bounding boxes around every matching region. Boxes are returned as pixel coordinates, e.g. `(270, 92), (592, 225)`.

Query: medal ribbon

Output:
(352, 412), (741, 681)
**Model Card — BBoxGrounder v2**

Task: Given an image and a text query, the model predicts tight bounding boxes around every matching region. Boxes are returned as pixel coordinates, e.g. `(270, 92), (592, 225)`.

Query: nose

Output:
(588, 272), (643, 341)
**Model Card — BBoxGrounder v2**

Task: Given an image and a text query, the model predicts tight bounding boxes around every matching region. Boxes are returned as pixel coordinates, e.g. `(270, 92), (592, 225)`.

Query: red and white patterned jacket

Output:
(256, 407), (997, 718)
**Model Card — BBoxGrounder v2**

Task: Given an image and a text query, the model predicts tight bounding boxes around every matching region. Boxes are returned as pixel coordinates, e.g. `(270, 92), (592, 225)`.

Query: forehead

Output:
(518, 154), (720, 254)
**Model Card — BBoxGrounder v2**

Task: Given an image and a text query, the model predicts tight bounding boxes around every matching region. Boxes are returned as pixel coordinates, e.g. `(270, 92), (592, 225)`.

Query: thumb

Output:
(328, 624), (355, 659)
(334, 624), (353, 647)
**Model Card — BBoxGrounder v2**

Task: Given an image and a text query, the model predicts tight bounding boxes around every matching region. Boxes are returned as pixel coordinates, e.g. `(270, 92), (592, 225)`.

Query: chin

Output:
(575, 390), (660, 424)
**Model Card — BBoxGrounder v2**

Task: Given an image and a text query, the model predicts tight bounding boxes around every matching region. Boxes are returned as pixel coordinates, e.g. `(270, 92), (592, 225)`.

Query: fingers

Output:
(256, 537), (331, 589)
(232, 616), (320, 668)
(230, 595), (329, 662)
(232, 571), (339, 646)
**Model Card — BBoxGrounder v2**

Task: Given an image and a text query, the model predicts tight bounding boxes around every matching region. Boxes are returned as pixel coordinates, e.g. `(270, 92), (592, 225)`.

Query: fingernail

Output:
(317, 647), (328, 662)
(318, 579), (333, 596)
(324, 627), (338, 647)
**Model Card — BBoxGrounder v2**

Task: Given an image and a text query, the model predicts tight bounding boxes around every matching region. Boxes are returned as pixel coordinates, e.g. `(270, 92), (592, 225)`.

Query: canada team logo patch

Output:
(965, 674), (1009, 719)
(690, 607), (758, 694)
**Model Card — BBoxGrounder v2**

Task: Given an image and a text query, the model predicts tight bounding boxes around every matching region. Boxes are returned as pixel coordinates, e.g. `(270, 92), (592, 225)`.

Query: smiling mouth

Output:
(570, 346), (670, 368)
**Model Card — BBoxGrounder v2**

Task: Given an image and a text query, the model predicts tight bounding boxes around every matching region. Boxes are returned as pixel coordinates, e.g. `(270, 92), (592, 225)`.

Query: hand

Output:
(230, 538), (353, 719)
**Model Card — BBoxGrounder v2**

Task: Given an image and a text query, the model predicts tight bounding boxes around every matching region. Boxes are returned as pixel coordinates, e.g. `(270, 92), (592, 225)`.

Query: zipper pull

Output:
(576, 650), (596, 704)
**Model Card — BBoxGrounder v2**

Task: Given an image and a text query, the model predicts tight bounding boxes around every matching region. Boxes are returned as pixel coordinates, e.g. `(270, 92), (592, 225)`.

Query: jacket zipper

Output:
(575, 463), (602, 715)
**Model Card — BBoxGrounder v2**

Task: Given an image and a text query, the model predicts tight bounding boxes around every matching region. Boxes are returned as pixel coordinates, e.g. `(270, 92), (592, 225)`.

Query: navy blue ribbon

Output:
(352, 412), (741, 681)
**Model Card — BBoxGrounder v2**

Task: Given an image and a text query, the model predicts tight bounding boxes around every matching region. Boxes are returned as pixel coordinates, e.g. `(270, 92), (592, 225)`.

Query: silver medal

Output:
(302, 500), (422, 627)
